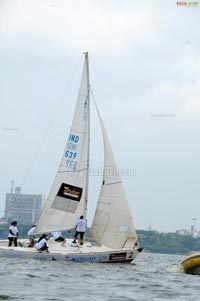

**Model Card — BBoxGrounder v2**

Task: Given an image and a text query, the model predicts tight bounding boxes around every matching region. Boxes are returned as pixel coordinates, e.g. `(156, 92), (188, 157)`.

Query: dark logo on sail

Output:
(57, 183), (82, 202)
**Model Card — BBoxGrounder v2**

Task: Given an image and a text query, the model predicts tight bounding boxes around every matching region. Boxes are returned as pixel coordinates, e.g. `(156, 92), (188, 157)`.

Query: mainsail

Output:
(36, 53), (90, 234)
(90, 104), (138, 249)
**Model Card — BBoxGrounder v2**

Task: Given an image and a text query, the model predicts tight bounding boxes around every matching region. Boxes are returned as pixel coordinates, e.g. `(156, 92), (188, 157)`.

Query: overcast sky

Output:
(0, 0), (200, 232)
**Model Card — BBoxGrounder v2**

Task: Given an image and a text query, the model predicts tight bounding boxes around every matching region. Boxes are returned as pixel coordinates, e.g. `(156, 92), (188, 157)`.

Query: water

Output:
(0, 252), (199, 301)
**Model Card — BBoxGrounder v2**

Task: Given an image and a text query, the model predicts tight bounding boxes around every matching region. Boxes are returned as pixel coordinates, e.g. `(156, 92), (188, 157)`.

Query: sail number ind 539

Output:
(65, 134), (79, 167)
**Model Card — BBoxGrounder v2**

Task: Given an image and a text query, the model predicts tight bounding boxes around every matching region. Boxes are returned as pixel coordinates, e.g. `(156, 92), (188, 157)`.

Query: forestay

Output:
(36, 54), (90, 234)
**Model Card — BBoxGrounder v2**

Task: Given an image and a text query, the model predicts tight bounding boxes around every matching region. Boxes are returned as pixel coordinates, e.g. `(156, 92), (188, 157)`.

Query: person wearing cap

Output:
(72, 216), (87, 245)
(8, 221), (18, 247)
(27, 224), (37, 247)
(35, 234), (49, 253)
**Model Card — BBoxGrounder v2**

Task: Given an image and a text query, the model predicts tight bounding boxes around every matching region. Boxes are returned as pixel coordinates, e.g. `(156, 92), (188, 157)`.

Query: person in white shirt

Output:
(8, 221), (18, 247)
(27, 224), (37, 247)
(51, 232), (66, 245)
(35, 234), (49, 252)
(72, 216), (87, 245)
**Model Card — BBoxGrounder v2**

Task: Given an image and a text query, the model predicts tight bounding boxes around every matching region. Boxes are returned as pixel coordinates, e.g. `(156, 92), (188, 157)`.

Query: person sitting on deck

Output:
(35, 234), (49, 253)
(51, 232), (66, 245)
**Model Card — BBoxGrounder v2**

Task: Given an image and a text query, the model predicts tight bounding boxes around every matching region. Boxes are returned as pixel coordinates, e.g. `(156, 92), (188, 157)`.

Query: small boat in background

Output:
(182, 253), (200, 275)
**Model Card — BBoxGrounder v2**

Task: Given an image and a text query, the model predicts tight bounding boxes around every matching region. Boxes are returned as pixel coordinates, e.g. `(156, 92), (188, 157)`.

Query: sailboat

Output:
(0, 53), (142, 262)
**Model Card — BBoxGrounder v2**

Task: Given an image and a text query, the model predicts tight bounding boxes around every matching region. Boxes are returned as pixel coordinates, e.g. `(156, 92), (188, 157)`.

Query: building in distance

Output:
(4, 186), (42, 225)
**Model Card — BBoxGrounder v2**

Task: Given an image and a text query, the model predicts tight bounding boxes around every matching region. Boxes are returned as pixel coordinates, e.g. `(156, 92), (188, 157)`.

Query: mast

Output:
(84, 52), (90, 219)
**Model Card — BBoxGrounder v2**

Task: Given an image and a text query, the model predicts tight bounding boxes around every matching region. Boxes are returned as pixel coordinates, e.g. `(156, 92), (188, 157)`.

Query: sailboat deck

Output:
(0, 238), (115, 255)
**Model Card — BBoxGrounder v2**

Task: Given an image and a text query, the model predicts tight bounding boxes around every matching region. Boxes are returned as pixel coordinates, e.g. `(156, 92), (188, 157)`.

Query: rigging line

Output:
(90, 87), (96, 104)
(20, 56), (83, 187)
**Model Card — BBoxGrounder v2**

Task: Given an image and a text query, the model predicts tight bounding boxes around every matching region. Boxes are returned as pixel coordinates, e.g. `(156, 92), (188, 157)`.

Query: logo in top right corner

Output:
(176, 1), (199, 6)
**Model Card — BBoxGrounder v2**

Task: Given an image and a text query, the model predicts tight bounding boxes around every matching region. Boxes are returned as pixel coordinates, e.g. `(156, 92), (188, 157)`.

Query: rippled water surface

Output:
(0, 253), (199, 301)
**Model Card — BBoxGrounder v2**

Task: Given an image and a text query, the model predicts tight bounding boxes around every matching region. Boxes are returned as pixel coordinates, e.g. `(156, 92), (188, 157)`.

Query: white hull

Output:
(0, 238), (142, 263)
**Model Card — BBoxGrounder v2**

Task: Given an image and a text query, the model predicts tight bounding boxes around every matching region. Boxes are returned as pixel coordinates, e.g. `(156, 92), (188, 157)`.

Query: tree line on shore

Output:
(137, 230), (200, 254)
